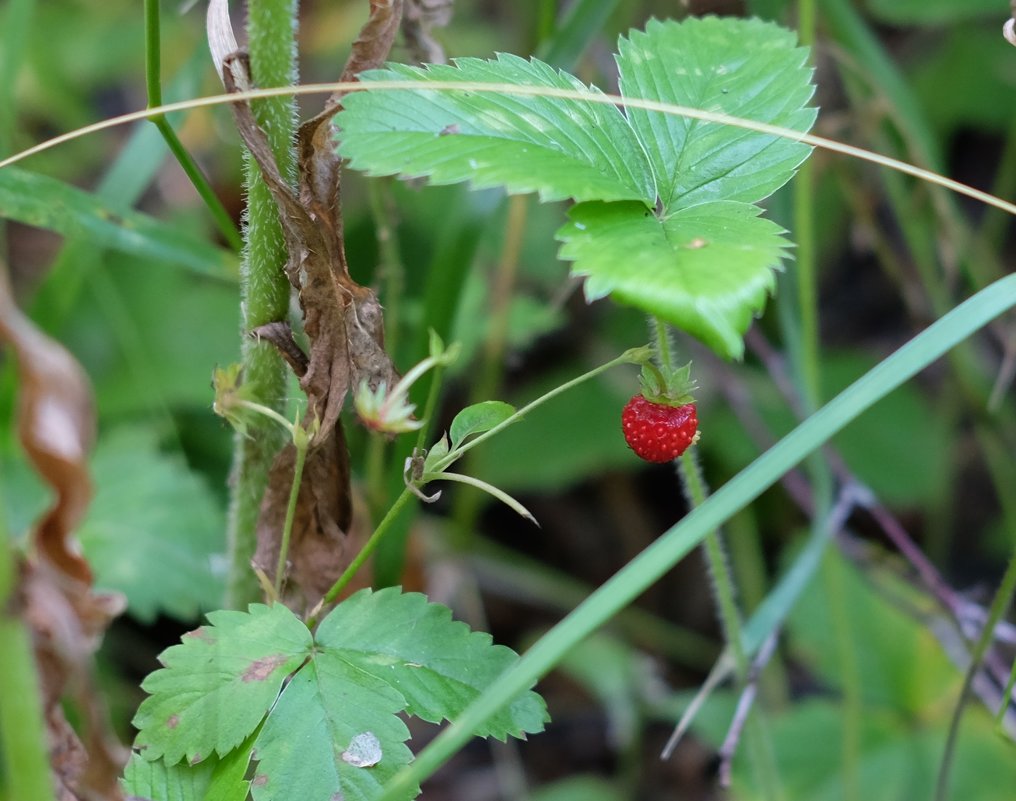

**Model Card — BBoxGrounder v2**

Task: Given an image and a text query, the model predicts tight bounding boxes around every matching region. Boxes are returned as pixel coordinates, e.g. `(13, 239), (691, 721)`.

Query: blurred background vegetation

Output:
(2, 0), (1015, 799)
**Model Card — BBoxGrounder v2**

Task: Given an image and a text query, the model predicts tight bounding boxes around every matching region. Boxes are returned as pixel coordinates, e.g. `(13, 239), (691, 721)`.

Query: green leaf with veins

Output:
(337, 55), (655, 205)
(616, 16), (815, 211)
(131, 590), (546, 801)
(314, 588), (548, 739)
(560, 201), (789, 359)
(251, 660), (413, 801)
(449, 400), (517, 449)
(132, 603), (312, 765)
(337, 17), (815, 361)
(121, 733), (254, 801)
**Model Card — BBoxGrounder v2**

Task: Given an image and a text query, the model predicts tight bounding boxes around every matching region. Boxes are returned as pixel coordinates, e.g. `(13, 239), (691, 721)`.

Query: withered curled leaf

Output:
(402, 0), (452, 65)
(0, 266), (94, 583)
(215, 0), (404, 607)
(0, 262), (126, 799)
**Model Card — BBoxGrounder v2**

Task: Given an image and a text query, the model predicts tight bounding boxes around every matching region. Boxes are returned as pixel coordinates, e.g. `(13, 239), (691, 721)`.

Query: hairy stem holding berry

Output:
(678, 448), (748, 678)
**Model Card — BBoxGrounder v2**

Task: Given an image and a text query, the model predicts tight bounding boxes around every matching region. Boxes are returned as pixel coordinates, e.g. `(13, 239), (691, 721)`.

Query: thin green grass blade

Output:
(0, 168), (236, 280)
(378, 273), (1016, 800)
(536, 0), (624, 69)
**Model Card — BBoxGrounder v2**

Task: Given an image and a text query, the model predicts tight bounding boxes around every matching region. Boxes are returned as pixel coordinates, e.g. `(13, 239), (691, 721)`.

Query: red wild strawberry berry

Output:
(621, 394), (699, 463)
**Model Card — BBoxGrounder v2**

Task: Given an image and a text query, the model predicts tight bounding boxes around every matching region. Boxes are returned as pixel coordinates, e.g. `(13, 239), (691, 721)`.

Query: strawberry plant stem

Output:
(322, 349), (648, 619)
(274, 432), (309, 597)
(224, 0), (299, 607)
(315, 488), (414, 619)
(652, 316), (674, 373)
(678, 448), (747, 676)
(429, 348), (650, 474)
(143, 0), (241, 251)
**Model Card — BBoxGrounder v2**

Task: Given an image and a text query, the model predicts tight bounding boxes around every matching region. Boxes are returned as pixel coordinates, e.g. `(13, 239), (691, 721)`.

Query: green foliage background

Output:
(1, 0), (1015, 799)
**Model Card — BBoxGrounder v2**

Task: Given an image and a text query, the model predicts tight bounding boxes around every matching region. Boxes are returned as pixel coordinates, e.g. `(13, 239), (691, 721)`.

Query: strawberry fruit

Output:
(621, 394), (699, 463)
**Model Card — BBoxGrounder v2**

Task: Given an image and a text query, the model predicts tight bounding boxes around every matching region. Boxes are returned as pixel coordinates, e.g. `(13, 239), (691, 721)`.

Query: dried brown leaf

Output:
(402, 0), (452, 64)
(1, 263), (126, 799)
(21, 561), (127, 801)
(222, 54), (402, 444)
(253, 427), (351, 610)
(0, 266), (94, 583)
(220, 0), (405, 610)
(341, 0), (405, 84)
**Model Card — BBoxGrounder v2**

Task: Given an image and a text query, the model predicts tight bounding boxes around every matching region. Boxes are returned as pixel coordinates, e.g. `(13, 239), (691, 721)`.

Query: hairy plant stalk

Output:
(225, 0), (299, 607)
(679, 449), (749, 676)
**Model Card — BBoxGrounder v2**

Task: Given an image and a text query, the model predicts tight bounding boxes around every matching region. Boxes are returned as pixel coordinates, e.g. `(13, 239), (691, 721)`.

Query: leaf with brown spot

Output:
(132, 603), (312, 766)
(242, 653), (290, 683)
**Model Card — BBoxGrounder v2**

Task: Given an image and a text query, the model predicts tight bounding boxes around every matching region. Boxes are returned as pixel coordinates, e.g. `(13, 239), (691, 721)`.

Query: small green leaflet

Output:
(251, 661), (412, 801)
(121, 734), (254, 801)
(449, 400), (516, 449)
(336, 16), (816, 360)
(121, 751), (218, 801)
(131, 590), (547, 801)
(315, 588), (547, 740)
(616, 17), (815, 211)
(561, 201), (789, 358)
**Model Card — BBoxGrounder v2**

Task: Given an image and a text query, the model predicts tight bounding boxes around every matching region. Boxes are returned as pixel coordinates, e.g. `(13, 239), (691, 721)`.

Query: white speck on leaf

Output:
(342, 732), (382, 768)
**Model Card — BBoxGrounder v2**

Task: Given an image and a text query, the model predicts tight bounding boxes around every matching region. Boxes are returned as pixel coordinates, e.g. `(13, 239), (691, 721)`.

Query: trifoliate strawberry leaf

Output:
(315, 587), (549, 740)
(616, 16), (815, 212)
(132, 603), (312, 766)
(78, 425), (225, 622)
(250, 658), (415, 801)
(449, 400), (516, 449)
(337, 55), (656, 205)
(559, 200), (789, 359)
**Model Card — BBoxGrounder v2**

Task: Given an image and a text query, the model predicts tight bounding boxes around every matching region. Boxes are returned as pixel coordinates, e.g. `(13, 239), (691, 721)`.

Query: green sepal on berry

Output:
(638, 360), (697, 407)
